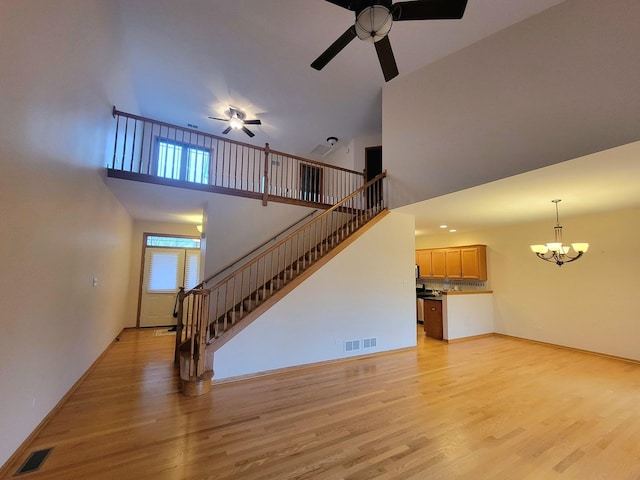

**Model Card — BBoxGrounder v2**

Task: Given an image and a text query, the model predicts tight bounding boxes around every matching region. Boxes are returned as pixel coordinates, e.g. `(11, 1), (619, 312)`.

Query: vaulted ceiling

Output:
(114, 0), (564, 157)
(111, 1), (640, 232)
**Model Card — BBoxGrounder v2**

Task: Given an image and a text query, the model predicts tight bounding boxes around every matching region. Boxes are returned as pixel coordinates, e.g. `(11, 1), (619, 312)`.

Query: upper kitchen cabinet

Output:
(416, 249), (446, 278)
(416, 245), (487, 281)
(460, 245), (487, 280)
(445, 248), (462, 278)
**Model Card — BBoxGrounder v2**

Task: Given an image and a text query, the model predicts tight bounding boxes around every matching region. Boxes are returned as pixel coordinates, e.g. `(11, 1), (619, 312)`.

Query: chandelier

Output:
(530, 199), (589, 266)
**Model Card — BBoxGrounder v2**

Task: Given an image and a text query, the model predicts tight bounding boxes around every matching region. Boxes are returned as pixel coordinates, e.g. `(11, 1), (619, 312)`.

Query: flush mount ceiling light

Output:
(530, 199), (589, 267)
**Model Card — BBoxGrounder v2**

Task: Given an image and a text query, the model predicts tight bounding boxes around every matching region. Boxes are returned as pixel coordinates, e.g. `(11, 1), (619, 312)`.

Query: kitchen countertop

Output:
(417, 290), (492, 301)
(442, 290), (493, 295)
(417, 294), (442, 300)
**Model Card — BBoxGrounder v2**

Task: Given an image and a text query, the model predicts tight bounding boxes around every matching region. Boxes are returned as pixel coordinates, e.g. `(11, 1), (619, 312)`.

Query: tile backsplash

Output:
(417, 279), (488, 291)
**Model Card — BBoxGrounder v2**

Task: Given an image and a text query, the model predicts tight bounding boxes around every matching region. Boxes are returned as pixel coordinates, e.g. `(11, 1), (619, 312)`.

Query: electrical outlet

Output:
(92, 277), (98, 287)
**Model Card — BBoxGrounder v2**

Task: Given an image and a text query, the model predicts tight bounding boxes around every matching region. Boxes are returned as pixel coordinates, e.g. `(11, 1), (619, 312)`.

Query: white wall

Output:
(0, 0), (137, 467)
(205, 197), (316, 278)
(416, 207), (640, 361)
(214, 211), (417, 379)
(383, 0), (640, 208)
(324, 133), (382, 172)
(443, 294), (494, 341)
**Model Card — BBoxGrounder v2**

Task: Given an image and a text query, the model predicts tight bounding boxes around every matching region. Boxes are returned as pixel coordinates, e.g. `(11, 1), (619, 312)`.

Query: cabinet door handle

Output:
(431, 307), (436, 311)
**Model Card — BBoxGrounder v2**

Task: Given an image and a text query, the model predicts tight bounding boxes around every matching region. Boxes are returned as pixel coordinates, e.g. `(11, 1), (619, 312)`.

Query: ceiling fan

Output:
(311, 0), (468, 82)
(208, 108), (262, 138)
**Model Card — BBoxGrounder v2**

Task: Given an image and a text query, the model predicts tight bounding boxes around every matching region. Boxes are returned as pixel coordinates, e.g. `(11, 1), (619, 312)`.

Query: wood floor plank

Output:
(3, 327), (640, 479)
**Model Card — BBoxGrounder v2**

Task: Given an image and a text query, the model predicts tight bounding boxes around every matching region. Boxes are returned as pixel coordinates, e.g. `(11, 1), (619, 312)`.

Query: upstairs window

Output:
(156, 139), (210, 184)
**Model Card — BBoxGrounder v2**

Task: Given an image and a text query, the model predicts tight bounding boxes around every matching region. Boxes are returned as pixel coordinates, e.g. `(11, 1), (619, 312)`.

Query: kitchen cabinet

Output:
(430, 250), (446, 278)
(415, 245), (487, 281)
(416, 249), (446, 278)
(460, 246), (487, 280)
(445, 248), (461, 278)
(416, 250), (430, 277)
(423, 299), (443, 340)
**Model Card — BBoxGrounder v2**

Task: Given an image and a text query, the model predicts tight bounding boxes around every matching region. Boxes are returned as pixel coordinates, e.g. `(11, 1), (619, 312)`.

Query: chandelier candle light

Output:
(530, 199), (589, 266)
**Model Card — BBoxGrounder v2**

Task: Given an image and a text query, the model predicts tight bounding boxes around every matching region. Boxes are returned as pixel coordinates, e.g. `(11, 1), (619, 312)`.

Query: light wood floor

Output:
(4, 328), (640, 480)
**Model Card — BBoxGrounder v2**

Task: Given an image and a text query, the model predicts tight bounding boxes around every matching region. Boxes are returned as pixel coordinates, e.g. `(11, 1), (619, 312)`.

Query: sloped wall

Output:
(383, 0), (640, 209)
(214, 211), (416, 379)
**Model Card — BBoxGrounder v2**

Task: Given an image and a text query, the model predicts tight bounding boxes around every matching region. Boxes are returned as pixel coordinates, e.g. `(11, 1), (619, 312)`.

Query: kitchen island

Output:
(441, 291), (493, 341)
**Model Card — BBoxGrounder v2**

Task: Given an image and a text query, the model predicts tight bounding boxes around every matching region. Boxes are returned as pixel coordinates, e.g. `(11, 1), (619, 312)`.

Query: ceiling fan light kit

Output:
(312, 0), (468, 82)
(356, 5), (393, 42)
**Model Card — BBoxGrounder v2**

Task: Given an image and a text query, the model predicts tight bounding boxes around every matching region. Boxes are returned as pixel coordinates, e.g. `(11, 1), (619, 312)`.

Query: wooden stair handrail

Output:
(199, 171), (387, 294)
(188, 209), (320, 294)
(176, 171), (387, 388)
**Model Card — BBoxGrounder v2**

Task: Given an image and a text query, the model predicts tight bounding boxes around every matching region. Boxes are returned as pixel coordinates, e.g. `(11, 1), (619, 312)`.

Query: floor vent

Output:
(344, 339), (361, 352)
(363, 337), (377, 349)
(15, 448), (53, 476)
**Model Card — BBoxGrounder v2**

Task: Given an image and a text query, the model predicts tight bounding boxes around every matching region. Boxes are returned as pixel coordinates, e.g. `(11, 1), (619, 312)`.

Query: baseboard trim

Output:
(445, 333), (494, 344)
(493, 333), (640, 365)
(212, 345), (415, 386)
(0, 329), (125, 477)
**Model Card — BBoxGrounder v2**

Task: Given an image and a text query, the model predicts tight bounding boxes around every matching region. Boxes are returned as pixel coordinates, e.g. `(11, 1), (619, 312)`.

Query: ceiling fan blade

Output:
(374, 35), (399, 82)
(222, 126), (232, 134)
(311, 25), (357, 71)
(242, 126), (255, 138)
(243, 119), (262, 125)
(325, 0), (355, 10)
(208, 116), (228, 122)
(392, 0), (468, 21)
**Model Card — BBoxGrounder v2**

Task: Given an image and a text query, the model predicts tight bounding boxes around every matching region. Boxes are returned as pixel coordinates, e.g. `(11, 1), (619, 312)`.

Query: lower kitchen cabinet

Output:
(423, 300), (443, 340)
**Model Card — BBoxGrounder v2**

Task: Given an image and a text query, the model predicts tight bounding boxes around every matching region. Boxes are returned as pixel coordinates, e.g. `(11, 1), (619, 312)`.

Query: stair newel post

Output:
(196, 290), (210, 377)
(174, 287), (185, 364)
(262, 143), (270, 206)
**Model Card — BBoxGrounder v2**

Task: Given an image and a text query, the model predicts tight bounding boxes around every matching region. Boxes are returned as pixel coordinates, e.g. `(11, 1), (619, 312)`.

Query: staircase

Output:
(175, 172), (387, 395)
(105, 107), (388, 396)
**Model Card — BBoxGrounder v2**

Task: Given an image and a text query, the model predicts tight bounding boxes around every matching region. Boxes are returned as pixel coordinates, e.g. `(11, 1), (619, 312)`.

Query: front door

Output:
(139, 246), (200, 327)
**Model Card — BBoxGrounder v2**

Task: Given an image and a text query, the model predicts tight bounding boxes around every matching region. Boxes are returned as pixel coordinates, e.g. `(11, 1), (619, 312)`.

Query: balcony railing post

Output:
(262, 143), (270, 206)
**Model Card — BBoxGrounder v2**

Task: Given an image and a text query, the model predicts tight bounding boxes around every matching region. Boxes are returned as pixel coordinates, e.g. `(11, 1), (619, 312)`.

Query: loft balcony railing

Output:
(107, 108), (363, 207)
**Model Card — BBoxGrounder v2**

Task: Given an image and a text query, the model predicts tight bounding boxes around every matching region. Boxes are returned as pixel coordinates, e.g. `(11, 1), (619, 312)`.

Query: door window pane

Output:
(184, 250), (201, 290)
(148, 252), (180, 293)
(146, 236), (200, 248)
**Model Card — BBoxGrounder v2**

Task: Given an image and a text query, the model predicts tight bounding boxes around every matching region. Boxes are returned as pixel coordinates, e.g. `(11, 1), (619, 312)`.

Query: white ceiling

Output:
(396, 140), (640, 236)
(110, 0), (639, 231)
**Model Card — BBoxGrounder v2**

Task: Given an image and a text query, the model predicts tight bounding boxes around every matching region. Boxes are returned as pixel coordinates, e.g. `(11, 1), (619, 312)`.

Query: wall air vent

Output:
(363, 337), (377, 349)
(344, 339), (361, 352)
